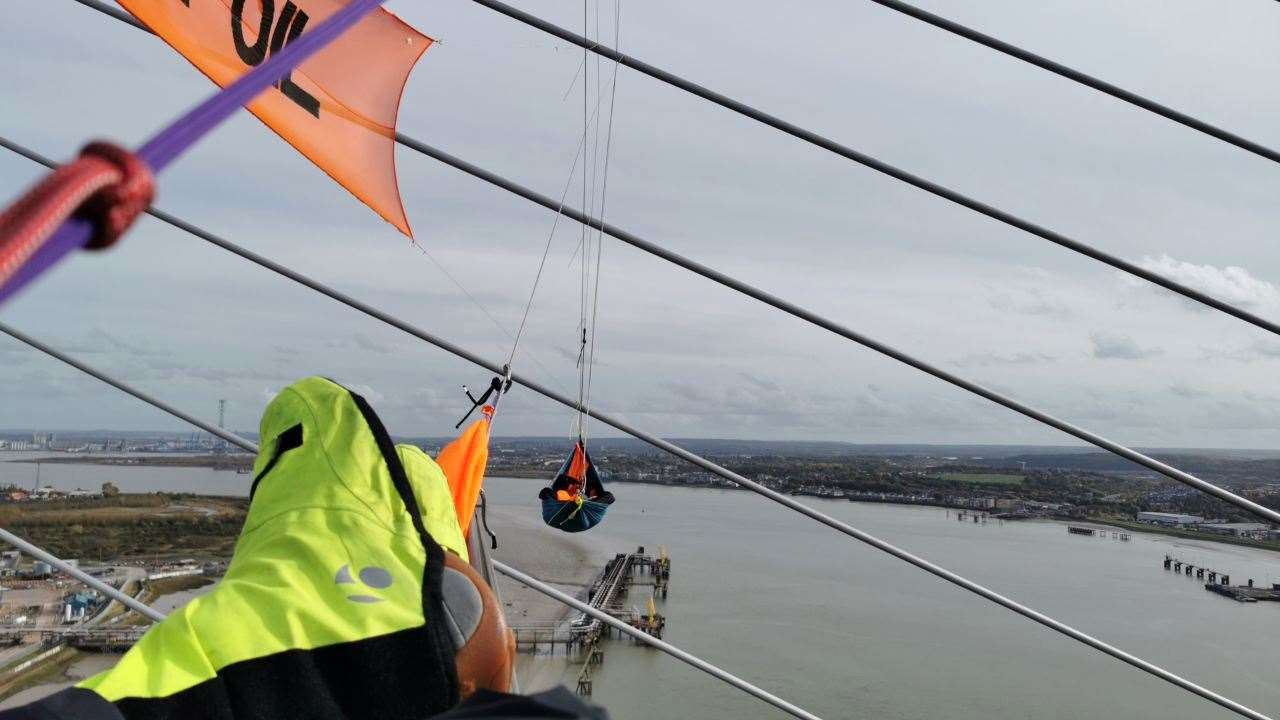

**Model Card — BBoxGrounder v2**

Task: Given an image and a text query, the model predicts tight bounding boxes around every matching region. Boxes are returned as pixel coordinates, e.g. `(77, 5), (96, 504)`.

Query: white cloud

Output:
(1138, 255), (1280, 310)
(1090, 332), (1162, 360)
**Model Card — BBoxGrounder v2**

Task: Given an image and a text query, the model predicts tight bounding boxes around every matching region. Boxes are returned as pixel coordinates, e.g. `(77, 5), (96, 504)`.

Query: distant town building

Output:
(1136, 511), (1204, 527)
(1198, 523), (1272, 540)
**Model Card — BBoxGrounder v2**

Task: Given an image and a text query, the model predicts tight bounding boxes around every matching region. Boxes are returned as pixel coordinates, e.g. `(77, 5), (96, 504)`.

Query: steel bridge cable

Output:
(0, 524), (164, 623)
(463, 0), (1280, 341)
(861, 0), (1280, 165)
(492, 561), (822, 720)
(61, 1), (1280, 527)
(0, 325), (822, 720)
(0, 152), (1270, 720)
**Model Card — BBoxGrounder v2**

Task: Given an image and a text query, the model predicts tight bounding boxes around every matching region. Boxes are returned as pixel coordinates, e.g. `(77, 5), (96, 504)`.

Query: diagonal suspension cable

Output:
(0, 152), (1270, 720)
(492, 561), (821, 720)
(863, 0), (1280, 165)
(464, 0), (1280, 341)
(60, 0), (1280, 527)
(0, 525), (163, 623)
(0, 322), (822, 720)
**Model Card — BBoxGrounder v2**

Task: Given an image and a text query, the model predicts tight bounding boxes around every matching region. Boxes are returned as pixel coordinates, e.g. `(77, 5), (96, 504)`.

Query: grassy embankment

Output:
(0, 647), (80, 700)
(0, 495), (247, 560)
(20, 455), (252, 471)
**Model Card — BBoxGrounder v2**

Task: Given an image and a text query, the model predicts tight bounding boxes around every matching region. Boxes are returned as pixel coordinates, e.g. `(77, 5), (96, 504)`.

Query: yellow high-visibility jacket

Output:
(50, 377), (468, 719)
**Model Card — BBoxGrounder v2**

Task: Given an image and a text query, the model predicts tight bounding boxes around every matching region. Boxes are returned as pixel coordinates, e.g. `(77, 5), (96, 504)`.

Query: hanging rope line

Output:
(0, 0), (388, 304)
(464, 0), (1280, 341)
(862, 0), (1280, 165)
(2, 147), (1273, 719)
(0, 322), (821, 720)
(574, 0), (593, 440)
(583, 0), (621, 432)
(492, 561), (822, 720)
(406, 239), (574, 397)
(0, 257), (1271, 720)
(503, 57), (612, 409)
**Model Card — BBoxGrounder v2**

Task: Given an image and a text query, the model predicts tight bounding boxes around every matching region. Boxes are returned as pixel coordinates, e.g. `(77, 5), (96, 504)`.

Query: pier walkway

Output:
(509, 546), (671, 696)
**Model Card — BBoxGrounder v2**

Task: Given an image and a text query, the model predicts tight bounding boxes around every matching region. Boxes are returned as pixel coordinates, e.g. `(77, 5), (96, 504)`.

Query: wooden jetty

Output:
(509, 546), (672, 696)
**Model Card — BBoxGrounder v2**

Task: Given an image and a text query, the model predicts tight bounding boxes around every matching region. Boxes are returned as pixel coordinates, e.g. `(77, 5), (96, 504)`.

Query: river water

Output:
(2, 459), (1278, 720)
(481, 478), (1280, 720)
(0, 455), (251, 496)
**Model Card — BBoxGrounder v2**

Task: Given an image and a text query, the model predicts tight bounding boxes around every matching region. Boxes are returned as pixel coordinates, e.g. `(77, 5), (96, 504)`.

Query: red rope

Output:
(0, 142), (154, 289)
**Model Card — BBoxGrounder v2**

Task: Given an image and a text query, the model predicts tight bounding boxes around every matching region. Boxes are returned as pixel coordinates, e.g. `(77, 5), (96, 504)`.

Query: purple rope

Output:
(138, 0), (386, 171)
(0, 0), (388, 305)
(0, 219), (96, 304)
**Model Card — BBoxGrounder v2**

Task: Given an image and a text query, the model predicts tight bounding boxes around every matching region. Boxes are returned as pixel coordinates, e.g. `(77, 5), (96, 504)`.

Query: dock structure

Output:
(1067, 526), (1129, 541)
(1203, 583), (1280, 603)
(509, 546), (672, 696)
(1159, 555), (1279, 603)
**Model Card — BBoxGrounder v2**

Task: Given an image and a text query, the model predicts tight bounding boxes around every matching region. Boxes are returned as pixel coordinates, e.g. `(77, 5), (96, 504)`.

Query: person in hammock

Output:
(540, 440), (615, 532)
(544, 441), (610, 502)
(0, 377), (605, 720)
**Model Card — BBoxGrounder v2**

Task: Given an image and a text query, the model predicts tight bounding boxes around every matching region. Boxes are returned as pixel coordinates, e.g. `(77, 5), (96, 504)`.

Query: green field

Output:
(940, 472), (1024, 485)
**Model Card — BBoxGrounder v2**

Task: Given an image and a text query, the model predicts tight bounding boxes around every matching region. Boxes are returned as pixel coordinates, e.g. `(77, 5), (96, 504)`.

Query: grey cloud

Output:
(61, 328), (165, 358)
(952, 352), (1056, 368)
(1199, 340), (1280, 363)
(1090, 332), (1162, 360)
(1168, 383), (1207, 399)
(324, 335), (399, 356)
(987, 289), (1072, 319)
(738, 372), (781, 393)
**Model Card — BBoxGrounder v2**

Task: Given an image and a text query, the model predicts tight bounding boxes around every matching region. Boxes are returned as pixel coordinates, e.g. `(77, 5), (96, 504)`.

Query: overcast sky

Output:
(4, 0), (1280, 448)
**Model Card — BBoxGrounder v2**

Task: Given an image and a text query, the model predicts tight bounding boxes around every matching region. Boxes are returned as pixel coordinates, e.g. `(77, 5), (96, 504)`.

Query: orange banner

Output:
(120, 0), (430, 236)
(437, 415), (492, 538)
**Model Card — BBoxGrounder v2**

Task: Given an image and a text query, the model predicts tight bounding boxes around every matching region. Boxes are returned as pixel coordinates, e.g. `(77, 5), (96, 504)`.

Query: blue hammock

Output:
(538, 441), (614, 533)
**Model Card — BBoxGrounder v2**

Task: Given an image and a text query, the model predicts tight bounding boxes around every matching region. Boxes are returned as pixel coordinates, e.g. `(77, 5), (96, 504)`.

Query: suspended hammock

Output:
(538, 440), (614, 532)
